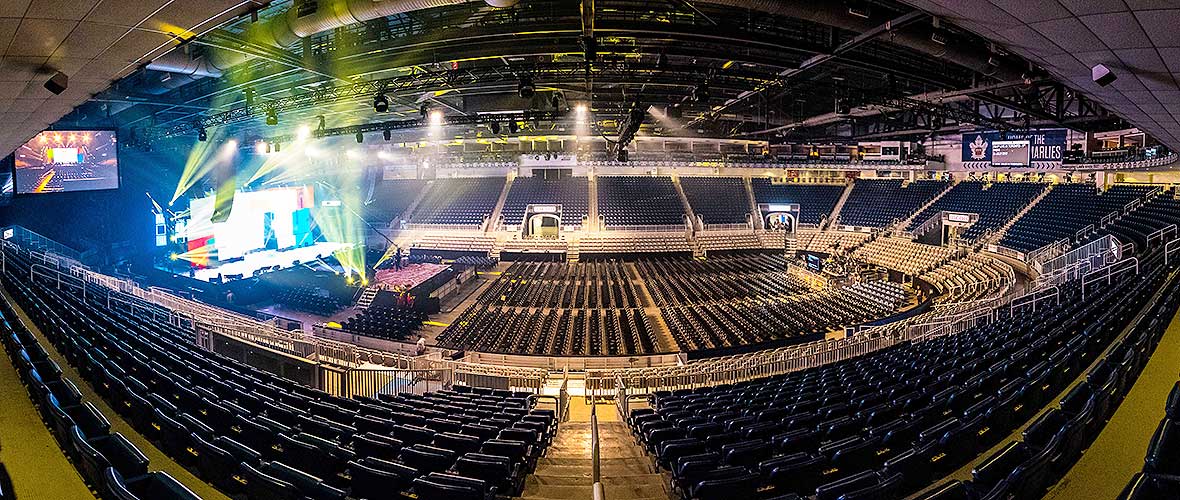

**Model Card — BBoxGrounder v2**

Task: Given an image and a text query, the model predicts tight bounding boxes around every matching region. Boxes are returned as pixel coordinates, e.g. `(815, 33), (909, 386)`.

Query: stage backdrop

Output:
(186, 186), (314, 260)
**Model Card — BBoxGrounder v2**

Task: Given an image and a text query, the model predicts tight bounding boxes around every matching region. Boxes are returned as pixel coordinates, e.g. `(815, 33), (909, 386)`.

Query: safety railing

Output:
(591, 403), (605, 500)
(1167, 237), (1180, 266)
(1036, 234), (1121, 278)
(1147, 224), (1178, 249)
(1082, 257), (1139, 300)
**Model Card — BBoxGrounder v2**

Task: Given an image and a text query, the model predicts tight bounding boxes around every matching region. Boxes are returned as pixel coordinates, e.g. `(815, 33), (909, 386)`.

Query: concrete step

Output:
(520, 474), (669, 500)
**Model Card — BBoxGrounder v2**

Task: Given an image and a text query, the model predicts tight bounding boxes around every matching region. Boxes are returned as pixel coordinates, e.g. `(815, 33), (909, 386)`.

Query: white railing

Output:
(1082, 257), (1139, 300)
(1147, 224), (1178, 248)
(601, 224), (687, 233)
(1036, 234), (1120, 277)
(1167, 237), (1180, 266)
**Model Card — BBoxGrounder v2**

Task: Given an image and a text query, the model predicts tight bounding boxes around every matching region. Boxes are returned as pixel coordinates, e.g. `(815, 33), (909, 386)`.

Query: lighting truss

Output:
(152, 61), (774, 139)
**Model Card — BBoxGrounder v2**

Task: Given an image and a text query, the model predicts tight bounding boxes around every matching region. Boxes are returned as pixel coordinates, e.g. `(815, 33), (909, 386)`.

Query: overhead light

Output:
(617, 148), (628, 162)
(490, 122), (502, 134)
(255, 141), (267, 155)
(373, 93), (390, 113)
(667, 105), (682, 119)
(383, 129), (392, 141)
(244, 88), (256, 107)
(274, 142), (280, 152)
(575, 103), (589, 123)
(297, 125), (311, 140)
(265, 108), (278, 126)
(420, 104), (429, 118)
(197, 127), (207, 142)
(518, 76), (535, 99)
(355, 132), (364, 143)
(508, 121), (519, 134)
(692, 83), (710, 103)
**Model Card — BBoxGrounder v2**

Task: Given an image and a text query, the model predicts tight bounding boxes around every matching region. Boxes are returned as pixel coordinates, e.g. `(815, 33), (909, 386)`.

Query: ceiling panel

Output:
(903, 0), (1180, 149)
(0, 0), (256, 156)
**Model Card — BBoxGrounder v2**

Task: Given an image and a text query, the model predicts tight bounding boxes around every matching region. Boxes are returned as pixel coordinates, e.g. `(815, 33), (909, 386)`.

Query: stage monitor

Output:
(13, 130), (119, 194)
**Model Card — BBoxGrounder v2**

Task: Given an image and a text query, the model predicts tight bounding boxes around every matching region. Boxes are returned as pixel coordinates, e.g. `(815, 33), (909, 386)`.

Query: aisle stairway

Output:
(520, 420), (668, 500)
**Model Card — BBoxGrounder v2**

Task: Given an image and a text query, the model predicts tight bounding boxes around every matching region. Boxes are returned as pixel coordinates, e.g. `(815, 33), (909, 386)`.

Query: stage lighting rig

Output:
(508, 121), (519, 134)
(265, 108), (278, 126)
(373, 93), (390, 112)
(197, 127), (207, 142)
(490, 122), (502, 134)
(383, 129), (392, 140)
(692, 83), (710, 103)
(356, 132), (364, 143)
(518, 76), (535, 99)
(615, 101), (645, 151)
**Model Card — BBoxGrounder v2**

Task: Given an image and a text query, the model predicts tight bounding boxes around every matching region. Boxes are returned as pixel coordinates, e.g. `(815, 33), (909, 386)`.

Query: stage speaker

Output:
(44, 71), (68, 95)
(1092, 64), (1117, 87)
(362, 165), (381, 205)
(210, 160), (236, 223)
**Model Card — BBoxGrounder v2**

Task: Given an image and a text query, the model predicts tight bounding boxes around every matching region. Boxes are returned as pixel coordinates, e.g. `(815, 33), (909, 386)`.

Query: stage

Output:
(188, 242), (347, 282)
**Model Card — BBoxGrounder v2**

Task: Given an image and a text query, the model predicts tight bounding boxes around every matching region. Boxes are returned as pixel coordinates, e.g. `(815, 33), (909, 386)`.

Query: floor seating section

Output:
(339, 304), (428, 342)
(906, 182), (1046, 241)
(637, 254), (908, 351)
(408, 177), (506, 227)
(680, 177), (751, 225)
(500, 176), (589, 227)
(0, 296), (201, 500)
(1000, 183), (1158, 253)
(850, 237), (956, 276)
(838, 179), (949, 228)
(751, 180), (846, 226)
(597, 176), (686, 227)
(273, 285), (343, 317)
(630, 255), (1175, 500)
(436, 261), (658, 355)
(0, 248), (555, 500)
(363, 179), (425, 224)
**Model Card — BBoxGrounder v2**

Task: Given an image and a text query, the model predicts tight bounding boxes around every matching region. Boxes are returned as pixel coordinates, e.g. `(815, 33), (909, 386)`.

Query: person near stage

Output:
(394, 246), (403, 270)
(416, 335), (426, 355)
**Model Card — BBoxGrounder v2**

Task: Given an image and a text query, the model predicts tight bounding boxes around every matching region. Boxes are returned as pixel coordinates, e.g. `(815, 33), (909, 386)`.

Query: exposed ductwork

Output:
(147, 0), (518, 78)
(697, 0), (1022, 81)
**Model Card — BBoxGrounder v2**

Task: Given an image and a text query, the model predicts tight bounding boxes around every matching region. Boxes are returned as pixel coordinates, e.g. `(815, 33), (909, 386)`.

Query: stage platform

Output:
(373, 263), (449, 290)
(190, 242), (347, 282)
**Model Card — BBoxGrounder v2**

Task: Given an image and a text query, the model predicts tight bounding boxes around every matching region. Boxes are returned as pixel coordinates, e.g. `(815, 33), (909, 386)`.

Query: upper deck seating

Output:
(681, 177), (750, 225)
(598, 176), (685, 227)
(906, 182), (1046, 241)
(500, 177), (589, 227)
(751, 180), (845, 226)
(364, 179), (426, 224)
(409, 177), (506, 227)
(838, 179), (948, 228)
(1001, 183), (1156, 253)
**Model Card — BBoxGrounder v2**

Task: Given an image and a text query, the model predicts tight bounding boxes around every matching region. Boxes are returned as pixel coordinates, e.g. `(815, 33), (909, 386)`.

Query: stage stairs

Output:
(520, 417), (668, 500)
(356, 286), (379, 309)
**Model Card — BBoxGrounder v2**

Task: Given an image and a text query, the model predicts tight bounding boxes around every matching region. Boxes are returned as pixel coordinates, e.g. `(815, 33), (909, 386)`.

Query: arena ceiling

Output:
(0, 0), (268, 156)
(901, 0), (1180, 149)
(29, 0), (1152, 152)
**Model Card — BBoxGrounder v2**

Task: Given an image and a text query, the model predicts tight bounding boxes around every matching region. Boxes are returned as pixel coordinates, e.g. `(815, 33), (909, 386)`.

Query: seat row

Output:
(1, 247), (554, 500)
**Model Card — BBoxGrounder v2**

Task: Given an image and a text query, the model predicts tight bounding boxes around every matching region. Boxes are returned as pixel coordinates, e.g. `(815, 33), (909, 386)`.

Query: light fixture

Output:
(518, 75), (535, 99)
(265, 108), (278, 126)
(197, 127), (207, 142)
(373, 93), (389, 112)
(692, 83), (709, 103)
(508, 121), (519, 134)
(317, 115), (326, 132)
(355, 132), (364, 143)
(274, 142), (281, 152)
(490, 122), (502, 134)
(420, 104), (429, 118)
(383, 129), (392, 141)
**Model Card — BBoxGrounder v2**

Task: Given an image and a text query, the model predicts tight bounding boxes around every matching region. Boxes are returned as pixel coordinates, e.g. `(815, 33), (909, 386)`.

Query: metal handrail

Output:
(590, 403), (604, 500)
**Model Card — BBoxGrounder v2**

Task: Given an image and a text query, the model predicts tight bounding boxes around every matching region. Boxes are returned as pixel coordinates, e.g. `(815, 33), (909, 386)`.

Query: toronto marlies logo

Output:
(969, 135), (989, 160)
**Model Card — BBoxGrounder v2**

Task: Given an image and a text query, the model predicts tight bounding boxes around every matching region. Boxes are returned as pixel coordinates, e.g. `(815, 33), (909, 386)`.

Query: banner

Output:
(962, 129), (1066, 166)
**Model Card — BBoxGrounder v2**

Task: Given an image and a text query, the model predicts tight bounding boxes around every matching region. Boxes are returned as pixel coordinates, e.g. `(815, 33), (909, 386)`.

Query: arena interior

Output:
(3, 1), (1180, 499)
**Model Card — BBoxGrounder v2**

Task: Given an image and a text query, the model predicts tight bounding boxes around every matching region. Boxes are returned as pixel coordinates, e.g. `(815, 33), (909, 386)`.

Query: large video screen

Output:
(991, 140), (1030, 167)
(13, 130), (119, 194)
